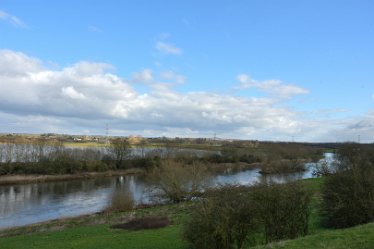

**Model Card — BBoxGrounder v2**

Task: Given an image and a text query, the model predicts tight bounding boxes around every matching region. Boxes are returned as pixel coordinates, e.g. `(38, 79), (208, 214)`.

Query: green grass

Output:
(2, 222), (372, 249)
(254, 222), (374, 249)
(0, 178), (373, 249)
(0, 225), (186, 249)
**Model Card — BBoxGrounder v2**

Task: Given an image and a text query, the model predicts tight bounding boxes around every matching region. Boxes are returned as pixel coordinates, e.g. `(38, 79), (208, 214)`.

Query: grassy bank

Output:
(254, 223), (374, 249)
(0, 178), (372, 249)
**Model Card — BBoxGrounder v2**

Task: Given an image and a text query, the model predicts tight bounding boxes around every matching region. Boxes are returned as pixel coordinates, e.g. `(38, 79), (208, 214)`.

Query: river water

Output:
(0, 153), (334, 229)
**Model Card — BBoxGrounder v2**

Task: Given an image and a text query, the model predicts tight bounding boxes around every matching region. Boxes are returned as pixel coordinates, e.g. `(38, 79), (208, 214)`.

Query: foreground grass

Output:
(0, 225), (186, 249)
(0, 178), (373, 249)
(2, 220), (372, 249)
(255, 222), (374, 249)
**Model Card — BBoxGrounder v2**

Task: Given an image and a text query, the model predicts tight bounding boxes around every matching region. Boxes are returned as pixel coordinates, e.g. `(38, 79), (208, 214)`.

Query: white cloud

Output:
(156, 41), (182, 55)
(235, 73), (309, 99)
(0, 10), (25, 28)
(1, 49), (372, 142)
(0, 50), (42, 75)
(62, 86), (87, 100)
(132, 69), (154, 83)
(0, 49), (308, 139)
(317, 112), (374, 143)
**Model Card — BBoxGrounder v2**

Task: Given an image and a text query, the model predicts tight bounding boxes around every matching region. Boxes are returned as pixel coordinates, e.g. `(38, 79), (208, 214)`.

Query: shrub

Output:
(252, 181), (311, 243)
(106, 188), (134, 212)
(146, 159), (210, 203)
(184, 185), (258, 249)
(321, 144), (374, 228)
(184, 182), (312, 248)
(129, 156), (161, 170)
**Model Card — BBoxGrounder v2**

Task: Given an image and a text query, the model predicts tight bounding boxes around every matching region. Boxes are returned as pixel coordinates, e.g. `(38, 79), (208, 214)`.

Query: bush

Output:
(321, 144), (374, 228)
(146, 159), (210, 203)
(184, 185), (258, 249)
(253, 181), (311, 243)
(184, 182), (311, 248)
(129, 156), (161, 170)
(106, 188), (134, 212)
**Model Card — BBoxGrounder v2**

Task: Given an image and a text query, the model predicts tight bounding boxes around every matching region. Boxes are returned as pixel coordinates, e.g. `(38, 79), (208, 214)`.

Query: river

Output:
(0, 153), (334, 229)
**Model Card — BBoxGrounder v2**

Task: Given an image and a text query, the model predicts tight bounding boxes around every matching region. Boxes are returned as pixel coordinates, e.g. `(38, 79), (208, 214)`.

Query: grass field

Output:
(0, 225), (186, 249)
(0, 178), (373, 249)
(254, 223), (374, 249)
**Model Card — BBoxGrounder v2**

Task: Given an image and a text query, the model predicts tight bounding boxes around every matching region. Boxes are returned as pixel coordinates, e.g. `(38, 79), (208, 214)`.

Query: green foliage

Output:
(184, 182), (311, 248)
(321, 144), (374, 228)
(253, 182), (311, 243)
(184, 185), (259, 249)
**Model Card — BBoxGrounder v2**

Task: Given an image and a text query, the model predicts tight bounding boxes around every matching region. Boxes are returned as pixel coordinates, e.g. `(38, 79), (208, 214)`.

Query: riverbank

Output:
(1, 178), (373, 249)
(0, 161), (260, 186)
(0, 168), (144, 186)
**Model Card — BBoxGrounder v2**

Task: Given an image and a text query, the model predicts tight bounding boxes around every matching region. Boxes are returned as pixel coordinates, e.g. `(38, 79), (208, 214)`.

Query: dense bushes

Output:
(321, 144), (374, 228)
(253, 182), (311, 243)
(184, 181), (312, 249)
(184, 186), (258, 249)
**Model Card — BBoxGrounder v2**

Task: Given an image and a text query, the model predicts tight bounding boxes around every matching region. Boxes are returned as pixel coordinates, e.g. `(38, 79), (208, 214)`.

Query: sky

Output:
(0, 0), (374, 142)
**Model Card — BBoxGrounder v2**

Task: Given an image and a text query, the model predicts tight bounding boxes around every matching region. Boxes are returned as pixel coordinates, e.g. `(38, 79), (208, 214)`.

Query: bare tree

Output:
(147, 159), (210, 203)
(108, 138), (131, 168)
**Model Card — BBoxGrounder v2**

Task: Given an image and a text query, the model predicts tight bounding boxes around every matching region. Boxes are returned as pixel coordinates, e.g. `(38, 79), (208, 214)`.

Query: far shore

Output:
(0, 168), (144, 186)
(0, 162), (260, 186)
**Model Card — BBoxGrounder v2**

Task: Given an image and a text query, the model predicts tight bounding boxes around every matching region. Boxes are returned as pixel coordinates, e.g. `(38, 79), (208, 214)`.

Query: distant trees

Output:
(0, 142), (111, 175)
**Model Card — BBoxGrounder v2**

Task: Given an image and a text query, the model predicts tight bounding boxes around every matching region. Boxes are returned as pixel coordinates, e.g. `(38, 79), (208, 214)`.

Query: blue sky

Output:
(1, 0), (374, 142)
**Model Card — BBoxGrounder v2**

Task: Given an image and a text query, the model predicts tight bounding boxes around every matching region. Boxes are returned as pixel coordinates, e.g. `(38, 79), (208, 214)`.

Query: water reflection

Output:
(0, 176), (140, 229)
(0, 153), (333, 229)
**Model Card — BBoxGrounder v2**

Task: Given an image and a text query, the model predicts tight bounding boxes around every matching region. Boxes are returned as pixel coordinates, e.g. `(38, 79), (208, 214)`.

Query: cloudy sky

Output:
(0, 1), (374, 142)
